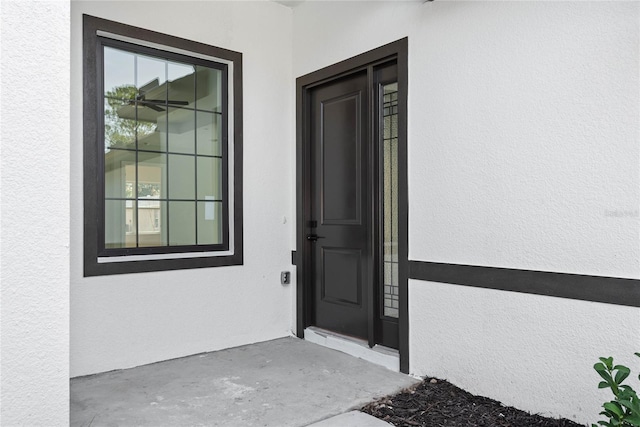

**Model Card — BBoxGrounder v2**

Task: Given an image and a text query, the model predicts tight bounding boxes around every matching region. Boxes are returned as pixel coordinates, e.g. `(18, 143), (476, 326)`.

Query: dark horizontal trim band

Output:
(409, 260), (640, 308)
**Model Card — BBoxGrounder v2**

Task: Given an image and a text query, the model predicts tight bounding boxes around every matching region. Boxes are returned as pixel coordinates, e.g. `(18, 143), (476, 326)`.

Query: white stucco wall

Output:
(408, 1), (639, 278)
(70, 1), (295, 377)
(409, 280), (640, 423)
(293, 1), (640, 424)
(1, 1), (71, 424)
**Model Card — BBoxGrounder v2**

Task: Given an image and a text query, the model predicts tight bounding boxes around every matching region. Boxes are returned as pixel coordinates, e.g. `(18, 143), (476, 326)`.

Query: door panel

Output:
(310, 71), (369, 339)
(322, 94), (361, 224)
(322, 247), (361, 306)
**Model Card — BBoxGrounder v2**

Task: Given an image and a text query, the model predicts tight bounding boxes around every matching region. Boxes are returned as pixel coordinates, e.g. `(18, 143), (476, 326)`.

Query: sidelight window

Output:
(382, 82), (399, 318)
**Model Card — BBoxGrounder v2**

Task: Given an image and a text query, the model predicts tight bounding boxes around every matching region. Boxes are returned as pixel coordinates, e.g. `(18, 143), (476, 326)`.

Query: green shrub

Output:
(593, 353), (640, 427)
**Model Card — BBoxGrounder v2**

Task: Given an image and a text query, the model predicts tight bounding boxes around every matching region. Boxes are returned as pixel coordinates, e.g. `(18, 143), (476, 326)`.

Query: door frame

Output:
(295, 38), (409, 373)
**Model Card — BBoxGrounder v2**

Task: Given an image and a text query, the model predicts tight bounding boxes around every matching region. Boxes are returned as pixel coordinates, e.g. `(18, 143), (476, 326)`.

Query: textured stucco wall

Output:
(293, 1), (640, 424)
(409, 280), (640, 423)
(407, 1), (639, 278)
(1, 1), (71, 424)
(70, 1), (294, 376)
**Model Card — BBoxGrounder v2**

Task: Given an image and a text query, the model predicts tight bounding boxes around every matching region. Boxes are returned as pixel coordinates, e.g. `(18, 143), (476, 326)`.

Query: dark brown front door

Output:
(309, 71), (370, 339)
(297, 38), (408, 369)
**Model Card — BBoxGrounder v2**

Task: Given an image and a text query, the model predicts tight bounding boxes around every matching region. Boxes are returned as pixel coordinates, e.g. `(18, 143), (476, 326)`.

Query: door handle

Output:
(307, 234), (324, 241)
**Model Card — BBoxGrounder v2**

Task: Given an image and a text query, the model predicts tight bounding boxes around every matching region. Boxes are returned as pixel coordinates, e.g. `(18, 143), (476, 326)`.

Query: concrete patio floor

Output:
(71, 337), (419, 426)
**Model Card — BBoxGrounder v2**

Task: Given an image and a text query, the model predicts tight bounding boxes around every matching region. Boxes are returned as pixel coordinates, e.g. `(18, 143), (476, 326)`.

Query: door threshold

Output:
(304, 327), (399, 372)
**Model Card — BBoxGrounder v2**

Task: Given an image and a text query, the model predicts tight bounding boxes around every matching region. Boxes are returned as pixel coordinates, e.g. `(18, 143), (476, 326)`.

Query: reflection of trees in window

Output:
(138, 183), (160, 197)
(104, 85), (156, 150)
(125, 182), (160, 199)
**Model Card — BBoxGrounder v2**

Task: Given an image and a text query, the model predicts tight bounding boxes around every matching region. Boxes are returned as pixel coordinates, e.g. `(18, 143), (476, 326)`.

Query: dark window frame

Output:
(83, 15), (243, 276)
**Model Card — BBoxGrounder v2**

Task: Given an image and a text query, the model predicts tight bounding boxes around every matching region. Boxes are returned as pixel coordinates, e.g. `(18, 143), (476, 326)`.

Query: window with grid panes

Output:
(83, 15), (243, 276)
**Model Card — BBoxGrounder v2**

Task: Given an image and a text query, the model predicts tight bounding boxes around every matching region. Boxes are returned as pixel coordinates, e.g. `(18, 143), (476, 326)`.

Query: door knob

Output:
(307, 234), (324, 241)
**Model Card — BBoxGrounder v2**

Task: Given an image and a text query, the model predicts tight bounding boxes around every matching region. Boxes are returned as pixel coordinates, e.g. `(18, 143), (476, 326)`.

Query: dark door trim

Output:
(295, 38), (409, 373)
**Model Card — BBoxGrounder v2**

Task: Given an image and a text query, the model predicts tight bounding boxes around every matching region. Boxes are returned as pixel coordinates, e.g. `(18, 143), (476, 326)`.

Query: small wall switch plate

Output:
(281, 271), (290, 285)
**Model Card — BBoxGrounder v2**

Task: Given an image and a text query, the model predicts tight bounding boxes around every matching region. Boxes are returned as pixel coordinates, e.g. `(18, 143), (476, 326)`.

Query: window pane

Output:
(132, 100), (165, 127)
(138, 200), (167, 247)
(137, 54), (167, 102)
(104, 46), (134, 95)
(167, 108), (195, 154)
(105, 149), (136, 199)
(105, 200), (136, 248)
(197, 201), (222, 245)
(168, 154), (195, 199)
(196, 111), (222, 156)
(169, 201), (195, 245)
(195, 66), (222, 112)
(138, 108), (166, 153)
(137, 119), (165, 152)
(137, 54), (166, 129)
(104, 98), (136, 150)
(138, 151), (167, 199)
(168, 61), (195, 108)
(196, 157), (222, 200)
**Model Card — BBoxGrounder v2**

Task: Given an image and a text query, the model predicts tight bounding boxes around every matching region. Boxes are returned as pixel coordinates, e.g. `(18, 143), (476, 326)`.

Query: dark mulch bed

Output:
(362, 377), (583, 427)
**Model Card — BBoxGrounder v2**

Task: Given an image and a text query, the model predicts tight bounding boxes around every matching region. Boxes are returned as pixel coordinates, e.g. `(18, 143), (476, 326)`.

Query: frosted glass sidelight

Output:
(382, 82), (399, 319)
